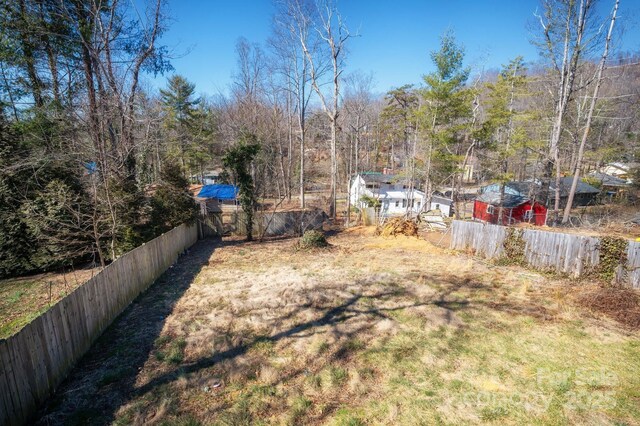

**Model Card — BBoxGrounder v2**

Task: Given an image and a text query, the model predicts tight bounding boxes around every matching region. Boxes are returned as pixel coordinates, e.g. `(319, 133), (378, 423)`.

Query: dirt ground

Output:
(37, 229), (639, 425)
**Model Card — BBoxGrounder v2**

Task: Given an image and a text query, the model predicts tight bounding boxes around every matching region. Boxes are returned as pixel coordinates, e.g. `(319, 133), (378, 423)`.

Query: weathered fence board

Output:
(451, 220), (508, 259)
(450, 220), (639, 287)
(520, 229), (600, 276)
(234, 209), (327, 237)
(0, 224), (198, 426)
(625, 241), (640, 290)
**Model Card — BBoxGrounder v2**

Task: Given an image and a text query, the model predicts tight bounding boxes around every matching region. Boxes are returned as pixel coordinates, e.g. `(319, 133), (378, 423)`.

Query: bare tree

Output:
(67, 0), (166, 260)
(272, 0), (321, 207)
(343, 71), (375, 176)
(534, 0), (600, 222)
(295, 0), (353, 219)
(562, 0), (619, 223)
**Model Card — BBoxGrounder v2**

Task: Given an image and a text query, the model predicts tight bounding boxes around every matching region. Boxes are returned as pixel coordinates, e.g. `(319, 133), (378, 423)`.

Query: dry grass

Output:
(38, 232), (640, 425)
(0, 266), (99, 339)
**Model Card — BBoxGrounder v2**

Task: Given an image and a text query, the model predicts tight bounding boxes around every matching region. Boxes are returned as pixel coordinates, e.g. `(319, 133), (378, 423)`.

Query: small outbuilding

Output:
(473, 192), (547, 226)
(196, 184), (238, 214)
(588, 171), (630, 200)
(429, 194), (455, 217)
(481, 178), (600, 209)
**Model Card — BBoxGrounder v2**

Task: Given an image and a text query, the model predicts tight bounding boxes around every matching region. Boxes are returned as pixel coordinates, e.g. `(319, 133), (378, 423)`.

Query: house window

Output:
(435, 203), (440, 210)
(417, 201), (421, 209)
(402, 199), (407, 208)
(395, 200), (399, 208)
(523, 209), (533, 220)
(486, 205), (495, 214)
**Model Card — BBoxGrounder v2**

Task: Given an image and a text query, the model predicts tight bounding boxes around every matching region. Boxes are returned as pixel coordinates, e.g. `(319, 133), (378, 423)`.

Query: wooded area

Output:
(0, 0), (638, 278)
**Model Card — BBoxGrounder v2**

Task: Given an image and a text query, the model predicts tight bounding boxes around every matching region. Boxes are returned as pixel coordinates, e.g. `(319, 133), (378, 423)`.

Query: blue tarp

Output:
(83, 161), (97, 175)
(198, 184), (238, 200)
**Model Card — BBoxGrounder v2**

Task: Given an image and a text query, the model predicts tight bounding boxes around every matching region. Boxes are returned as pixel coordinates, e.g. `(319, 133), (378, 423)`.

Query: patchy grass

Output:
(39, 232), (640, 425)
(0, 266), (99, 339)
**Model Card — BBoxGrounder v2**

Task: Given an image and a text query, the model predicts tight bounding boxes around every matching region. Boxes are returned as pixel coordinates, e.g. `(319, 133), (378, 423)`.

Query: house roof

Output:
(588, 171), (629, 187)
(358, 172), (396, 184)
(500, 181), (534, 197)
(476, 192), (529, 208)
(604, 162), (636, 172)
(496, 178), (600, 198)
(551, 177), (600, 196)
(381, 189), (426, 199)
(198, 184), (238, 200)
(432, 195), (454, 206)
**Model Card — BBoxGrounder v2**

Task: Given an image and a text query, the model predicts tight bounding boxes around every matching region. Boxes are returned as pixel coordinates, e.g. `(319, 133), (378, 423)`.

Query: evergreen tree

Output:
(0, 113), (34, 276)
(418, 31), (474, 211)
(160, 75), (201, 173)
(480, 57), (530, 222)
(149, 161), (199, 237)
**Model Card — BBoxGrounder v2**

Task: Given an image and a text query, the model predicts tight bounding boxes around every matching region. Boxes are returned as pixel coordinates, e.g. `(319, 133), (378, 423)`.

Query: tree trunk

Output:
(330, 115), (337, 219)
(18, 0), (44, 108)
(539, 0), (588, 224)
(562, 0), (618, 224)
(299, 93), (306, 209)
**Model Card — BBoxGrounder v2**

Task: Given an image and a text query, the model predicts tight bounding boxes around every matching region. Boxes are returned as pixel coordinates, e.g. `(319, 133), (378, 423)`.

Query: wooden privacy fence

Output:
(0, 224), (199, 426)
(450, 220), (640, 288)
(233, 208), (327, 237)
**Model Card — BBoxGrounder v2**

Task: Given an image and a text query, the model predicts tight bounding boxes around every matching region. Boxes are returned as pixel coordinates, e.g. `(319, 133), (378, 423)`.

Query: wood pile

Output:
(376, 217), (419, 237)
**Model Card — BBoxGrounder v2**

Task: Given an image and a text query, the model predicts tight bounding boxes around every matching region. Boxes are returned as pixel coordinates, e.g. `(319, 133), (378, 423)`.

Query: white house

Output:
(190, 170), (222, 185)
(430, 194), (454, 217)
(350, 172), (453, 217)
(599, 162), (637, 183)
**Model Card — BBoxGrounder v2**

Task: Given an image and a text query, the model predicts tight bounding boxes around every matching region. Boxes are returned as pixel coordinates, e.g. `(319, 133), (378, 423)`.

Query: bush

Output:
(359, 194), (381, 208)
(148, 161), (199, 238)
(298, 230), (328, 249)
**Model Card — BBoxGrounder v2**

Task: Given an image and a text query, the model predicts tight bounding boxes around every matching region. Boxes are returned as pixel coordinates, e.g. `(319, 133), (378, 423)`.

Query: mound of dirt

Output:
(576, 287), (640, 329)
(376, 217), (419, 237)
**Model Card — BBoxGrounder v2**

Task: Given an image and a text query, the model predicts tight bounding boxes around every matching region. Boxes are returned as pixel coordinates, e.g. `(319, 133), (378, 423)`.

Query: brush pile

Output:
(298, 229), (328, 249)
(576, 287), (640, 329)
(376, 217), (419, 237)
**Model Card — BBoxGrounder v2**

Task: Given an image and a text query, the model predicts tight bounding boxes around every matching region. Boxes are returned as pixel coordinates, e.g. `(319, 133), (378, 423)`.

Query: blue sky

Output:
(147, 0), (640, 97)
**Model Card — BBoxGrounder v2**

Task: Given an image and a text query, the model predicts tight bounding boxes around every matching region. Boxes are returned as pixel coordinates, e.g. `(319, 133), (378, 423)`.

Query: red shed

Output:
(473, 192), (547, 226)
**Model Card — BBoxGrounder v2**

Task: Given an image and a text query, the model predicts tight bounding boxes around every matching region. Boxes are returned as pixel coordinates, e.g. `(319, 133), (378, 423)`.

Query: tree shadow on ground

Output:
(35, 237), (559, 425)
(36, 237), (221, 425)
(132, 288), (423, 398)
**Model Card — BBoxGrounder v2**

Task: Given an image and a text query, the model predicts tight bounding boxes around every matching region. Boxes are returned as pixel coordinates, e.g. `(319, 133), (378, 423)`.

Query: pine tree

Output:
(418, 31), (474, 213)
(149, 161), (199, 237)
(160, 75), (201, 173)
(480, 57), (529, 222)
(0, 113), (34, 276)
